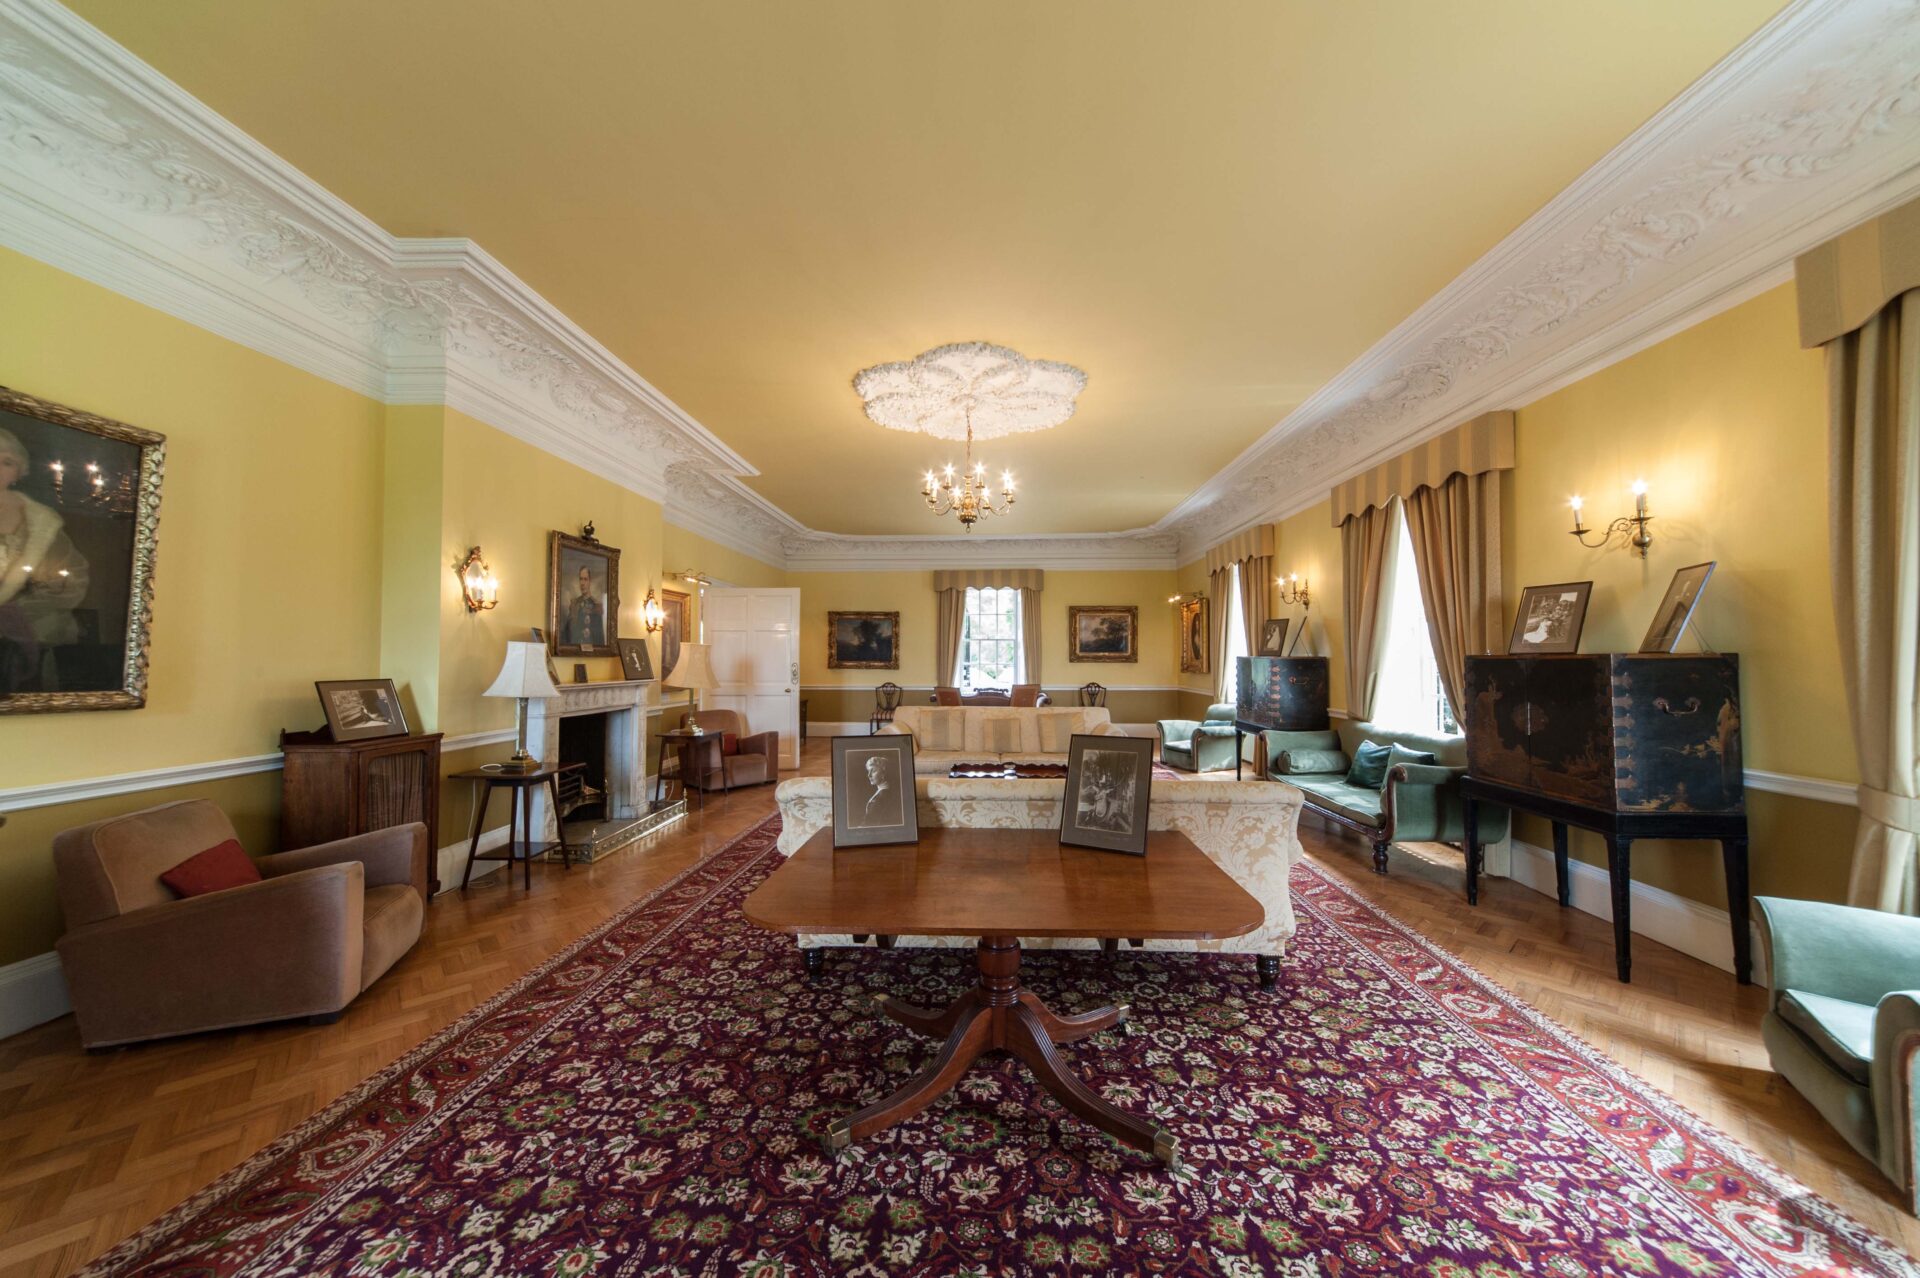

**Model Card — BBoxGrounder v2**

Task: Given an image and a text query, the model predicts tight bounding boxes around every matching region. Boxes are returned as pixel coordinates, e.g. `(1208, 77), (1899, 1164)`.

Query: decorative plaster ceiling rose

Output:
(853, 341), (1088, 440)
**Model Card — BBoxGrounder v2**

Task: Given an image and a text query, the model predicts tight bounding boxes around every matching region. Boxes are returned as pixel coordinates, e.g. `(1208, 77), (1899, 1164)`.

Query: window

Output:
(1371, 502), (1459, 735)
(1218, 571), (1249, 703)
(958, 586), (1022, 692)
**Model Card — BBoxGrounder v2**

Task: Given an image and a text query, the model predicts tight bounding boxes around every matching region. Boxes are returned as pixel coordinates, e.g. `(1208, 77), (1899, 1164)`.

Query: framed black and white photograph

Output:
(831, 734), (918, 848)
(1639, 561), (1716, 654)
(1258, 617), (1290, 656)
(616, 636), (654, 681)
(315, 678), (409, 742)
(1060, 733), (1154, 855)
(0, 387), (165, 714)
(1507, 581), (1593, 655)
(1070, 605), (1139, 663)
(827, 610), (900, 669)
(548, 530), (620, 657)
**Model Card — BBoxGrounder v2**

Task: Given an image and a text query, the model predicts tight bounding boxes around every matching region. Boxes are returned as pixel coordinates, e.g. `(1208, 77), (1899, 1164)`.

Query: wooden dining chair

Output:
(1079, 682), (1108, 708)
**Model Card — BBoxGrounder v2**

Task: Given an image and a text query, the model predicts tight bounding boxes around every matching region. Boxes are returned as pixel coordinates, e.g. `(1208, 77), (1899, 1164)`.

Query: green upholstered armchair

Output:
(1157, 702), (1239, 773)
(1756, 896), (1920, 1212)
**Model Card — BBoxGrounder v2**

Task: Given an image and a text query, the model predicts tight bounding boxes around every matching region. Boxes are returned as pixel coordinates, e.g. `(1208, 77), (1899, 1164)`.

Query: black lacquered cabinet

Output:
(1460, 653), (1749, 985)
(1233, 656), (1331, 779)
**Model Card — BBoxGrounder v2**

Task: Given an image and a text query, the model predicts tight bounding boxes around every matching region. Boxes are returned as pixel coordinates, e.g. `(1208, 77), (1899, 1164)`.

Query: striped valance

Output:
(1330, 411), (1515, 525)
(1203, 525), (1275, 574)
(1796, 194), (1920, 348)
(932, 568), (1044, 591)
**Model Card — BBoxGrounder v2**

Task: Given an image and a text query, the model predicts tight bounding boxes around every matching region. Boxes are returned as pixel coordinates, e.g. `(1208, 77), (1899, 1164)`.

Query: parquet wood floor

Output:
(2, 746), (1912, 1276)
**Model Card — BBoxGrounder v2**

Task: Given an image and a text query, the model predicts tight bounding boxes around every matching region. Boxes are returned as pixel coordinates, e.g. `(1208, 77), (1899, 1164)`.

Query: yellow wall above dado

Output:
(794, 569), (1182, 689)
(0, 247), (388, 790)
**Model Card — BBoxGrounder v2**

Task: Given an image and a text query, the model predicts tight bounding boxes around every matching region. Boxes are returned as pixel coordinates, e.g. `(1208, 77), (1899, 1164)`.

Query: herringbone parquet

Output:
(1, 746), (1911, 1276)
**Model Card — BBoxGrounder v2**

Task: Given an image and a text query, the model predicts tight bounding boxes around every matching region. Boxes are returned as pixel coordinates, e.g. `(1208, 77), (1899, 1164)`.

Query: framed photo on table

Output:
(831, 734), (919, 848)
(1507, 581), (1593, 655)
(1258, 618), (1290, 656)
(315, 678), (408, 742)
(1060, 733), (1154, 856)
(1070, 605), (1139, 663)
(548, 530), (620, 657)
(1639, 561), (1716, 653)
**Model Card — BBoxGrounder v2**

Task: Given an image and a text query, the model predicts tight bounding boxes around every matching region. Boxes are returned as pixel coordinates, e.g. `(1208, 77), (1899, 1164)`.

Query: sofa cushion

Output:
(968, 711), (1025, 755)
(916, 710), (967, 752)
(1345, 740), (1393, 789)
(1386, 742), (1438, 778)
(721, 732), (740, 756)
(1292, 778), (1386, 828)
(1276, 748), (1349, 775)
(160, 838), (263, 899)
(359, 882), (424, 991)
(1778, 989), (1874, 1086)
(1036, 710), (1089, 753)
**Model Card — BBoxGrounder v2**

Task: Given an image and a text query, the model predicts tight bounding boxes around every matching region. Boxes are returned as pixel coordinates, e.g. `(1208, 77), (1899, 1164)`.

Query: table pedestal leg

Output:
(830, 935), (1175, 1165)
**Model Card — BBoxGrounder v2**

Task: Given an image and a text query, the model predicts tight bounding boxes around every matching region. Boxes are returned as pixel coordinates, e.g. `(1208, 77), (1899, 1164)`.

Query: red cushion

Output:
(160, 838), (263, 898)
(722, 732), (740, 756)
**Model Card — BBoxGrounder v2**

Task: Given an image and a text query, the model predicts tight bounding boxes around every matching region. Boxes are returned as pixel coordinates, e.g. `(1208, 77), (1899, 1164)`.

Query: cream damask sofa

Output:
(773, 775), (1303, 987)
(877, 705), (1128, 775)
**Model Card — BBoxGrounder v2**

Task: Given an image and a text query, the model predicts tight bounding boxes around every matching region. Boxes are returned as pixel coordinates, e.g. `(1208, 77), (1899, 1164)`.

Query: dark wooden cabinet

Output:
(1235, 656), (1331, 731)
(280, 730), (444, 895)
(1460, 653), (1748, 985)
(1463, 653), (1743, 812)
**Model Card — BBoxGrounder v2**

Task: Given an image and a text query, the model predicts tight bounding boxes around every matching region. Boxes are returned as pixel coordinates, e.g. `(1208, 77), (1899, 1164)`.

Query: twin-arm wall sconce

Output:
(1166, 590), (1204, 604)
(1569, 479), (1654, 557)
(1275, 573), (1311, 610)
(455, 546), (499, 612)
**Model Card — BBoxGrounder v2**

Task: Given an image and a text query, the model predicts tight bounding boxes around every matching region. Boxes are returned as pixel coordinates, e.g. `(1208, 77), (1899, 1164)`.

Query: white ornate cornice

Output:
(3, 0), (1918, 573)
(1159, 0), (1920, 559)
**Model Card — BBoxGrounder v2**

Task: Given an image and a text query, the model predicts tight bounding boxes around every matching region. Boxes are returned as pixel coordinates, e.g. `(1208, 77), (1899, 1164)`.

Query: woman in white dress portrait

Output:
(0, 426), (90, 694)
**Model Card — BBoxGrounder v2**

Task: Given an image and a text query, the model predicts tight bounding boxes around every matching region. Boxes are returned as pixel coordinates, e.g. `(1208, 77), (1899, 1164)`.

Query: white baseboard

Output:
(1507, 838), (1767, 983)
(434, 826), (511, 895)
(0, 951), (69, 1040)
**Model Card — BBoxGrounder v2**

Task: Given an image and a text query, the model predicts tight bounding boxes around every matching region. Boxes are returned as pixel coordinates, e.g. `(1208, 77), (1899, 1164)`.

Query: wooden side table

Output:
(655, 730), (720, 810)
(451, 763), (581, 890)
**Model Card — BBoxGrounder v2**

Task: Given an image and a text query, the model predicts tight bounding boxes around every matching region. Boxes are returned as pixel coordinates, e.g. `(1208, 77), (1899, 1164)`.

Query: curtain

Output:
(1017, 586), (1041, 684)
(1341, 504), (1393, 722)
(1209, 566), (1234, 704)
(1236, 555), (1270, 655)
(935, 587), (965, 687)
(1404, 469), (1504, 720)
(1828, 289), (1920, 912)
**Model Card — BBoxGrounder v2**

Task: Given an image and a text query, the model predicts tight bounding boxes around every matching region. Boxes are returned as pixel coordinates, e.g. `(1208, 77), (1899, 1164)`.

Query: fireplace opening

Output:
(558, 711), (610, 824)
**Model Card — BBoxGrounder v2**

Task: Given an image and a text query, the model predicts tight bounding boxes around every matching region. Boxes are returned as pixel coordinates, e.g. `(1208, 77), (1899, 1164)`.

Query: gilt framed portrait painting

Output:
(547, 530), (620, 658)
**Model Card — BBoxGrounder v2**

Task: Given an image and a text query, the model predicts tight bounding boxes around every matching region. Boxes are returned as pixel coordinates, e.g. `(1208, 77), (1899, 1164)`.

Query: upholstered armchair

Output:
(1157, 702), (1239, 773)
(686, 709), (779, 790)
(1756, 896), (1920, 1211)
(53, 799), (427, 1048)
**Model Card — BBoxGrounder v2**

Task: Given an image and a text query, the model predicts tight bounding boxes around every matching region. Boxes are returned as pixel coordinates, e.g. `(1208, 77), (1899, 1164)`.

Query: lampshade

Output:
(662, 641), (719, 692)
(484, 641), (562, 700)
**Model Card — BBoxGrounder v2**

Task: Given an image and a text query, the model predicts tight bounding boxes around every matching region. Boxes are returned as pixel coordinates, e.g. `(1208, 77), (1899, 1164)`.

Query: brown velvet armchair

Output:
(53, 799), (428, 1048)
(685, 709), (779, 791)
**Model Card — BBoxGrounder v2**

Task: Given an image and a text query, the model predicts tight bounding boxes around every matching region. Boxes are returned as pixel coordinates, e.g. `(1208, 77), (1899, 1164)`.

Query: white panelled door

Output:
(702, 587), (801, 769)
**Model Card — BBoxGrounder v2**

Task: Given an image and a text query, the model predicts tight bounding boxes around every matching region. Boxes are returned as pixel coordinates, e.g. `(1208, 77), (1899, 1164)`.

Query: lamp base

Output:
(496, 752), (541, 773)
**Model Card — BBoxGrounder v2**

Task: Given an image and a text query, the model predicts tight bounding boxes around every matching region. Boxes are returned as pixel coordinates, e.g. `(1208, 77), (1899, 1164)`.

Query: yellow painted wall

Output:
(662, 523), (787, 592)
(0, 248), (388, 963)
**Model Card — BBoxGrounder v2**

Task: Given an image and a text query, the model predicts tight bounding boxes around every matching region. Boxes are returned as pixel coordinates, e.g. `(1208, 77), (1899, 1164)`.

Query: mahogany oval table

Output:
(743, 827), (1264, 1166)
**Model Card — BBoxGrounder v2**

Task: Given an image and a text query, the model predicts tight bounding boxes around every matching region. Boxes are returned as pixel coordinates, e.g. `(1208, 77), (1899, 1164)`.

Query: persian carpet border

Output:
(1288, 859), (1918, 1277)
(73, 814), (789, 1278)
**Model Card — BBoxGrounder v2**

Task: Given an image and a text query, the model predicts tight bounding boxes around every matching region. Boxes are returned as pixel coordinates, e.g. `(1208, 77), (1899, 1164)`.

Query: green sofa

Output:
(1157, 702), (1240, 773)
(1261, 721), (1508, 896)
(1757, 896), (1920, 1211)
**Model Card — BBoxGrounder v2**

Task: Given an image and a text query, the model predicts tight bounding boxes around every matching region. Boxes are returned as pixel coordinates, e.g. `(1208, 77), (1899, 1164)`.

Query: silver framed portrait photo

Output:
(1060, 733), (1154, 856)
(831, 734), (919, 848)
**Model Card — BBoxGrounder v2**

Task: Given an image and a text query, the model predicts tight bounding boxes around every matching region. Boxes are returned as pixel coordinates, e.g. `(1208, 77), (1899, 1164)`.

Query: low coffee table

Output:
(743, 827), (1263, 1165)
(947, 761), (1068, 779)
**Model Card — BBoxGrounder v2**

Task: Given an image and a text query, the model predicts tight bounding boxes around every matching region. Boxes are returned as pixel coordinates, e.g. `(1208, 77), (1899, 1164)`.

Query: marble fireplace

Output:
(522, 678), (674, 858)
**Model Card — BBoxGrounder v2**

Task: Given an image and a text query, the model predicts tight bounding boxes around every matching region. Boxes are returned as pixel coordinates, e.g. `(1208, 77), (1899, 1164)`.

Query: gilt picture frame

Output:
(1069, 605), (1138, 663)
(0, 386), (166, 714)
(1179, 597), (1210, 674)
(827, 611), (901, 670)
(658, 588), (690, 680)
(548, 530), (620, 658)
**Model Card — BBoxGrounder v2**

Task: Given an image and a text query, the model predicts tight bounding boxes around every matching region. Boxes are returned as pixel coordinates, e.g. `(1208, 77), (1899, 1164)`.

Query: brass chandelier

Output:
(921, 411), (1014, 531)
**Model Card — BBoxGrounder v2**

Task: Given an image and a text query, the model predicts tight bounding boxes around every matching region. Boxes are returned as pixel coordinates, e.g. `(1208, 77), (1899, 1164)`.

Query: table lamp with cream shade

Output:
(663, 641), (719, 729)
(484, 640), (562, 771)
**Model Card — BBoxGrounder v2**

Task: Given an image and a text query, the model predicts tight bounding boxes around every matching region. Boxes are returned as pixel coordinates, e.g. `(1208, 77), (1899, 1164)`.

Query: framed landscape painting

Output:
(827, 611), (900, 669)
(0, 387), (166, 714)
(1069, 605), (1138, 663)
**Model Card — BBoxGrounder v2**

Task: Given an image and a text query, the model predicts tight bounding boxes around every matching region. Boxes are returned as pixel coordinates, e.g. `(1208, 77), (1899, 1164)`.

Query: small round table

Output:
(451, 763), (581, 890)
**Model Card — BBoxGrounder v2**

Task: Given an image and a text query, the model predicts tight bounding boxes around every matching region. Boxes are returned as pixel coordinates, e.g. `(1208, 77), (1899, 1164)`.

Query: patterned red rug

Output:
(79, 815), (1916, 1277)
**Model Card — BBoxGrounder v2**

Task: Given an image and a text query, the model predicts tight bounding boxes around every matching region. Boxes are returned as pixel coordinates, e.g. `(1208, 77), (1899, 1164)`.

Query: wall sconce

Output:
(455, 546), (499, 612)
(1275, 572), (1311, 610)
(1569, 479), (1654, 557)
(642, 589), (666, 634)
(1167, 590), (1204, 604)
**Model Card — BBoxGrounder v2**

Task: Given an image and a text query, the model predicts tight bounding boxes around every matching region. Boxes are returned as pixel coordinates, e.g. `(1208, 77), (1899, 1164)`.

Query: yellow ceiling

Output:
(73, 0), (1784, 535)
